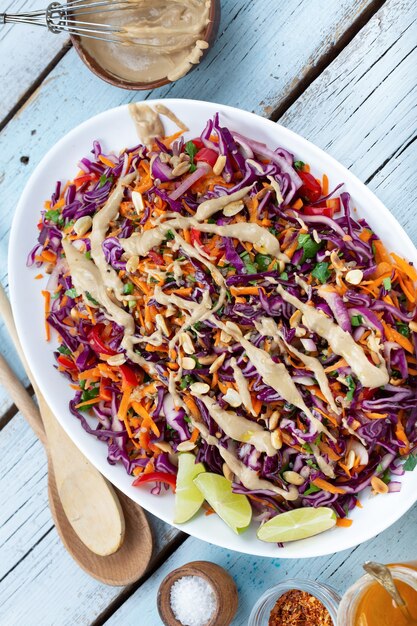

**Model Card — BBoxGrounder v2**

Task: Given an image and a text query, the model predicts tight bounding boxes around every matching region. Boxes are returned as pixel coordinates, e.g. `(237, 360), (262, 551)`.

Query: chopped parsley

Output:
(240, 251), (257, 274)
(345, 375), (356, 403)
(45, 209), (64, 226)
(404, 454), (417, 471)
(280, 271), (289, 281)
(99, 174), (113, 188)
(383, 277), (392, 291)
(303, 484), (321, 496)
(57, 345), (71, 356)
(180, 374), (195, 389)
(165, 230), (175, 241)
(297, 233), (322, 262)
(293, 160), (305, 171)
(184, 141), (198, 173)
(396, 323), (410, 337)
(351, 314), (363, 327)
(85, 251), (92, 260)
(123, 282), (134, 295)
(78, 385), (99, 410)
(65, 288), (78, 298)
(85, 291), (99, 306)
(311, 261), (330, 284)
(255, 253), (272, 272)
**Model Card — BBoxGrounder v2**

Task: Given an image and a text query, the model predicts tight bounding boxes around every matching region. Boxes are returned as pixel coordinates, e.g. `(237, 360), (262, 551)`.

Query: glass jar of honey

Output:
(338, 562), (417, 626)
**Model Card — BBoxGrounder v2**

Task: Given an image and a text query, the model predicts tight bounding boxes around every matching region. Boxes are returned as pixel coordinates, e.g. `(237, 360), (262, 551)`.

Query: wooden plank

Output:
(106, 504), (417, 625)
(0, 316), (28, 418)
(0, 0), (68, 124)
(280, 0), (417, 243)
(0, 411), (182, 626)
(0, 0), (377, 127)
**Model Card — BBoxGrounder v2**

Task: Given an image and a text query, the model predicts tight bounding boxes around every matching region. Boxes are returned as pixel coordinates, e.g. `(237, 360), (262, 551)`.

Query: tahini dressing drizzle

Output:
(277, 285), (389, 388)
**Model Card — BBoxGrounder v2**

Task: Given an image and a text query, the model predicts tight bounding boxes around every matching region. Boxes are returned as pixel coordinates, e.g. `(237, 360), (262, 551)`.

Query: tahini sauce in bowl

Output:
(73, 0), (216, 89)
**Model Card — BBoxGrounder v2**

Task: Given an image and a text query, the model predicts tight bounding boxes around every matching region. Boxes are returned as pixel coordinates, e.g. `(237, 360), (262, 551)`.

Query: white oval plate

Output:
(9, 99), (417, 558)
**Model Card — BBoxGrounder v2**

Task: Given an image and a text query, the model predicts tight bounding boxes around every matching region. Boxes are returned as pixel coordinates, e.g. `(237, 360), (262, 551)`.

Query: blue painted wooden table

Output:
(0, 1), (416, 624)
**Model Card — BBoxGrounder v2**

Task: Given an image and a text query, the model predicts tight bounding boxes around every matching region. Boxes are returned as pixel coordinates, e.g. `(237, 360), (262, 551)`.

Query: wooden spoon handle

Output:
(0, 351), (45, 443)
(0, 284), (46, 442)
(0, 284), (33, 382)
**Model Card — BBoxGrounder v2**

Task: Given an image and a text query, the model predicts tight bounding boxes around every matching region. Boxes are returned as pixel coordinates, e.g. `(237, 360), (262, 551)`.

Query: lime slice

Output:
(173, 453), (206, 524)
(257, 507), (336, 543)
(193, 472), (252, 534)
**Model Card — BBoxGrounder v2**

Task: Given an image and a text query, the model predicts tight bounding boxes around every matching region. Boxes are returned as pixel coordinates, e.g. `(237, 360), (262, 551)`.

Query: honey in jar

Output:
(338, 562), (417, 626)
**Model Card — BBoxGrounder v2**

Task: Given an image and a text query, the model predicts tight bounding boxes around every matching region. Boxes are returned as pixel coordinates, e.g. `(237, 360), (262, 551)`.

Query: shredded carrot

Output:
(117, 385), (132, 420)
(183, 395), (200, 420)
(391, 252), (417, 282)
(322, 174), (329, 196)
(41, 290), (51, 341)
(161, 130), (185, 147)
(75, 397), (102, 409)
(41, 250), (57, 264)
(292, 198), (303, 211)
(189, 427), (200, 443)
(364, 412), (389, 420)
(230, 286), (260, 297)
(323, 358), (348, 373)
(132, 401), (160, 437)
(318, 441), (341, 462)
(373, 239), (391, 264)
(336, 517), (353, 527)
(311, 478), (346, 495)
(34, 273), (43, 280)
(98, 154), (116, 168)
(382, 321), (414, 353)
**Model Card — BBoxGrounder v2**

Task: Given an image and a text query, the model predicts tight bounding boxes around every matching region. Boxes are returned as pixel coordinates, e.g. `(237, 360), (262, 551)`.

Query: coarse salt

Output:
(170, 575), (216, 626)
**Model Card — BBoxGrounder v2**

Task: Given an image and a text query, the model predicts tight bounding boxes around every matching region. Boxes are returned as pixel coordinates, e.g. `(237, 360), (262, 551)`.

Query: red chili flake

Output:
(268, 589), (333, 626)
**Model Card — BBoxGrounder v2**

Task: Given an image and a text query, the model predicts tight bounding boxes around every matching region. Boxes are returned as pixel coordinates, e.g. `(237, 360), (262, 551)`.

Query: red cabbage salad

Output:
(29, 111), (417, 539)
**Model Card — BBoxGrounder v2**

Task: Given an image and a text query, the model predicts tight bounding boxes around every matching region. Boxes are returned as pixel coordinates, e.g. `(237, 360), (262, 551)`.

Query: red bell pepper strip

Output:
(74, 173), (98, 188)
(194, 147), (218, 168)
(99, 377), (112, 401)
(88, 324), (117, 356)
(148, 250), (164, 265)
(190, 138), (204, 150)
(119, 364), (138, 387)
(190, 228), (203, 247)
(57, 355), (77, 371)
(298, 171), (322, 203)
(132, 471), (177, 492)
(303, 197), (340, 218)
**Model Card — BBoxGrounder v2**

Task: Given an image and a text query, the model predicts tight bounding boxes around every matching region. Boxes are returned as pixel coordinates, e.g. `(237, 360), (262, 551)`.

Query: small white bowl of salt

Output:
(157, 560), (238, 626)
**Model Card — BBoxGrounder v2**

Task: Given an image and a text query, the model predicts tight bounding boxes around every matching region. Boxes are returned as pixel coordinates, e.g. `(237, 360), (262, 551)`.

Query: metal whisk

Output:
(0, 0), (131, 43)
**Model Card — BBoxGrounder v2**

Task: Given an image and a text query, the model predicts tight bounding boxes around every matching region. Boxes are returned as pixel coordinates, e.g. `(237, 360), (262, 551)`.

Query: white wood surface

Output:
(0, 0), (67, 123)
(0, 0), (416, 624)
(281, 0), (417, 244)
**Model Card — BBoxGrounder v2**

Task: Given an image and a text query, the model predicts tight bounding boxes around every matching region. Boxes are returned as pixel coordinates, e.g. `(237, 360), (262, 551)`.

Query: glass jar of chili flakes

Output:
(248, 579), (341, 626)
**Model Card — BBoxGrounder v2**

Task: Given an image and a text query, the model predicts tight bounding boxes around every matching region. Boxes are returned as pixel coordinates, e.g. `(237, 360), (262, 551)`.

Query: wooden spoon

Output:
(0, 285), (153, 584)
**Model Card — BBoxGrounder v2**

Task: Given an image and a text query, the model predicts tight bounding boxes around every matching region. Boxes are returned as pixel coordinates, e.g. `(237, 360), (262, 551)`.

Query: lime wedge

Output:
(257, 507), (336, 543)
(193, 472), (252, 534)
(173, 453), (206, 524)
